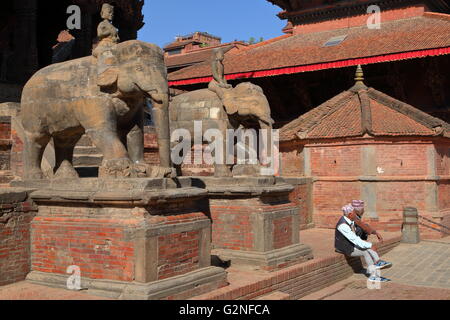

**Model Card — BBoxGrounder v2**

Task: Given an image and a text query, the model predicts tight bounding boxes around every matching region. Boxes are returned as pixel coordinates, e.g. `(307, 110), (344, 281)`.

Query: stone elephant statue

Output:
(20, 40), (172, 180)
(170, 82), (274, 177)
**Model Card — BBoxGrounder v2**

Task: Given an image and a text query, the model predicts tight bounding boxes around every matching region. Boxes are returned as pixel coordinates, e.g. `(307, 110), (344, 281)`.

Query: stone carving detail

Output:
(170, 49), (274, 177)
(93, 3), (121, 88)
(19, 5), (173, 180)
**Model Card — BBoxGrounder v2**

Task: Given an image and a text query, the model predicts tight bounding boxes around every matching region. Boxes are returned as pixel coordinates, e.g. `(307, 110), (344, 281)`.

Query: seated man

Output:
(351, 200), (383, 242)
(335, 201), (392, 282)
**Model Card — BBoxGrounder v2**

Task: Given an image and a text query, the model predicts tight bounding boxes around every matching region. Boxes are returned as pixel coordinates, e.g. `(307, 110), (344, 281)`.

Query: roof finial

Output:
(355, 64), (364, 83)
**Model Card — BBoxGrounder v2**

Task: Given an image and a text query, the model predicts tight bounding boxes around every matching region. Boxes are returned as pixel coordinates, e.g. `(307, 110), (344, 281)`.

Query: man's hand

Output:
(375, 231), (384, 243)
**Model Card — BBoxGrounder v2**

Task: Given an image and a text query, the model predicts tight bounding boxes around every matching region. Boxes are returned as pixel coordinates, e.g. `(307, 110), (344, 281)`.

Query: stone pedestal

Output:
(24, 178), (227, 300)
(401, 207), (420, 244)
(195, 177), (313, 271)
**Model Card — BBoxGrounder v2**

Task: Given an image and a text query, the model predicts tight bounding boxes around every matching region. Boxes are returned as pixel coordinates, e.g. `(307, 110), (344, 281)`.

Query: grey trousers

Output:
(350, 248), (380, 269)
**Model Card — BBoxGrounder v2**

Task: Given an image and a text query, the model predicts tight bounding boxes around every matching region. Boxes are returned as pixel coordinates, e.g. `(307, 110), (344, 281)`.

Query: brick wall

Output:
(310, 145), (362, 176)
(435, 144), (450, 176)
(144, 127), (160, 166)
(279, 142), (304, 176)
(31, 207), (138, 282)
(0, 190), (35, 286)
(286, 179), (313, 230)
(273, 216), (293, 250)
(158, 230), (200, 280)
(210, 198), (257, 251)
(375, 144), (429, 176)
(209, 196), (297, 253)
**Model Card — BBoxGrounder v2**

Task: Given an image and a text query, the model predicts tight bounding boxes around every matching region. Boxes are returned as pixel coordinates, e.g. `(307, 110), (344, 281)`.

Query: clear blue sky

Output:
(138, 1), (285, 48)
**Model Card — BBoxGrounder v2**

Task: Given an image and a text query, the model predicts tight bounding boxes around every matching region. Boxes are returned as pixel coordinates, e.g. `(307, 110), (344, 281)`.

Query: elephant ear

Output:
(97, 67), (119, 88)
(221, 90), (240, 115)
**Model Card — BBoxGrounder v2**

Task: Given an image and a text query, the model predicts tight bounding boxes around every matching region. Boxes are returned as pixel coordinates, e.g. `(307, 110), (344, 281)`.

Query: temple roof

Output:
(279, 66), (450, 141)
(165, 44), (239, 70)
(267, 0), (450, 20)
(168, 13), (450, 86)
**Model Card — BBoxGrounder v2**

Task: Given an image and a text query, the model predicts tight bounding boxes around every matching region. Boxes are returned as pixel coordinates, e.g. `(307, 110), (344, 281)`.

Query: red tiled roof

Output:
(168, 13), (450, 85)
(280, 71), (450, 141)
(164, 39), (197, 50)
(165, 44), (235, 69)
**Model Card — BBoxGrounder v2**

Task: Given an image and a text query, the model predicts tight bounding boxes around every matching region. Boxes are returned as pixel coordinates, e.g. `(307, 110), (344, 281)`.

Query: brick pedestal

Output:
(24, 178), (227, 300)
(196, 177), (313, 271)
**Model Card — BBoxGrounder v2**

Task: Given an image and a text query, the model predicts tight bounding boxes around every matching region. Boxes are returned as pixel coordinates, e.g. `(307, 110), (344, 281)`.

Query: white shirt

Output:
(337, 216), (372, 250)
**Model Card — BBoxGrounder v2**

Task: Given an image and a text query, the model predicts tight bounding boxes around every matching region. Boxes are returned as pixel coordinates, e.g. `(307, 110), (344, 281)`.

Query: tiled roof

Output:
(165, 44), (235, 69)
(280, 66), (450, 141)
(168, 13), (450, 83)
(164, 39), (197, 50)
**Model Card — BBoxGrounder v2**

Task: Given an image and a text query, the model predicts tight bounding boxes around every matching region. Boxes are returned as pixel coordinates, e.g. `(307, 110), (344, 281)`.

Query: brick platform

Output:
(191, 229), (401, 300)
(0, 188), (36, 286)
(23, 178), (227, 300)
(194, 177), (313, 271)
(0, 228), (402, 300)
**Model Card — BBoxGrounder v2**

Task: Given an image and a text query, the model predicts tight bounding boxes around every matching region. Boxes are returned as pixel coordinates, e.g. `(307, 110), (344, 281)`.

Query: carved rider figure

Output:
(93, 3), (120, 88)
(207, 49), (274, 127)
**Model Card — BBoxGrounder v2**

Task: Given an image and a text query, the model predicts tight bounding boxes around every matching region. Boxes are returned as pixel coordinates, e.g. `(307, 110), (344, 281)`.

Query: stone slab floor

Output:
(301, 237), (450, 300)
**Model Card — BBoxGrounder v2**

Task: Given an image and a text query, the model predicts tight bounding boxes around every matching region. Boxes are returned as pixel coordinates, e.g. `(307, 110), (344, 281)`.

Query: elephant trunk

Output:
(150, 93), (172, 169)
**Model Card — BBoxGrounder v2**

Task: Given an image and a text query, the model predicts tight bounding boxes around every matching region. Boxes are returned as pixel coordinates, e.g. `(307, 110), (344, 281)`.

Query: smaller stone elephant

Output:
(170, 81), (274, 177)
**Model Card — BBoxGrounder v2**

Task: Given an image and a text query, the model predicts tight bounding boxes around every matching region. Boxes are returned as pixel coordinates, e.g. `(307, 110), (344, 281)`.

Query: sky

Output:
(138, 1), (286, 48)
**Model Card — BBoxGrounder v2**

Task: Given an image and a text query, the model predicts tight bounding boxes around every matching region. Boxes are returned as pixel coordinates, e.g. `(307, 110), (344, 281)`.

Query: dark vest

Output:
(335, 216), (356, 255)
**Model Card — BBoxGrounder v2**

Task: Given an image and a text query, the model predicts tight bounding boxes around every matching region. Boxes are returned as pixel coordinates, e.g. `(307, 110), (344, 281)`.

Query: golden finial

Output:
(355, 64), (364, 83)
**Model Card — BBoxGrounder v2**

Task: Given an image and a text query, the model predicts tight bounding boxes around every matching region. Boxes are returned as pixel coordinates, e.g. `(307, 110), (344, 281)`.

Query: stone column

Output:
(401, 207), (420, 244)
(360, 145), (378, 218)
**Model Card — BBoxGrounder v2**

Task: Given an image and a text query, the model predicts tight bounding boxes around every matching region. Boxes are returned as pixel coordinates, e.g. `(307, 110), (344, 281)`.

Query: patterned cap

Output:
(351, 200), (365, 209)
(342, 204), (354, 216)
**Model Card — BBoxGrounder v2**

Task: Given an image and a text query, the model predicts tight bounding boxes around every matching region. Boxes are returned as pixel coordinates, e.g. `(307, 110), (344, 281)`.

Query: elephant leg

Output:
(85, 127), (132, 178)
(152, 105), (171, 169)
(23, 131), (51, 180)
(214, 124), (233, 177)
(53, 135), (80, 179)
(125, 109), (145, 164)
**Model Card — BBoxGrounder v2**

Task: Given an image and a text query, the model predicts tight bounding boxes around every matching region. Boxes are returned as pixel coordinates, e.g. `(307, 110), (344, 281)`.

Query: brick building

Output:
(164, 32), (248, 74)
(280, 67), (450, 239)
(168, 0), (450, 124)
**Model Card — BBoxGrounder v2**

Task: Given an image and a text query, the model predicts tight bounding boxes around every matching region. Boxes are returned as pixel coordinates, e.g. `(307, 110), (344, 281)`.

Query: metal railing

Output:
(418, 214), (450, 236)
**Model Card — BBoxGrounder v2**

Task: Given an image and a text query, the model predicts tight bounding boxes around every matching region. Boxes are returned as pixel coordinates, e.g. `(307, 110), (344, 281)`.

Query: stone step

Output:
(73, 155), (103, 167)
(73, 146), (101, 155)
(76, 135), (94, 147)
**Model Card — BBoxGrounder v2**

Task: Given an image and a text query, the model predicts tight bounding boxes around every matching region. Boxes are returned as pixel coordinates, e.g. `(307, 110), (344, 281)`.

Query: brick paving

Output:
(300, 274), (450, 300)
(301, 238), (450, 300)
(0, 282), (109, 300)
(380, 240), (450, 290)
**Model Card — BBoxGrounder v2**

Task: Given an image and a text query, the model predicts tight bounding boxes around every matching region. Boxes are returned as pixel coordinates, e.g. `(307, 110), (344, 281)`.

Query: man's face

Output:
(348, 211), (357, 221)
(355, 208), (364, 219)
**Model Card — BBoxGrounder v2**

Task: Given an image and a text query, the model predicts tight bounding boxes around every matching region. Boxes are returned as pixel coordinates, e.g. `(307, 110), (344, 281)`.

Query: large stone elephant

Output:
(20, 40), (172, 180)
(170, 82), (274, 177)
